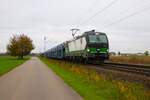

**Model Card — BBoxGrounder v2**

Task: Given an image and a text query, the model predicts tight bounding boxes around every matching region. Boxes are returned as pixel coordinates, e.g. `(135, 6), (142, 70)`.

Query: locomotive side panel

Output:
(66, 37), (87, 57)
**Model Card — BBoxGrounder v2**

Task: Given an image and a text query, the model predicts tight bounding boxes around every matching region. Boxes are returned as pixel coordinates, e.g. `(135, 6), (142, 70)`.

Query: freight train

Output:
(43, 30), (109, 63)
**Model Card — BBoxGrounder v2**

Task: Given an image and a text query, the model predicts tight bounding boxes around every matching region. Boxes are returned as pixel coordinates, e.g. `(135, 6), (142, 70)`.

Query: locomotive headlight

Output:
(87, 48), (90, 52)
(97, 49), (100, 51)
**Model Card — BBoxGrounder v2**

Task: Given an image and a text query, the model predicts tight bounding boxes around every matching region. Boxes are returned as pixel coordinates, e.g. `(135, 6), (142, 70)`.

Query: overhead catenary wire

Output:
(102, 0), (150, 27)
(75, 0), (100, 21)
(117, 0), (150, 15)
(75, 0), (118, 28)
(105, 4), (150, 27)
(71, 0), (99, 35)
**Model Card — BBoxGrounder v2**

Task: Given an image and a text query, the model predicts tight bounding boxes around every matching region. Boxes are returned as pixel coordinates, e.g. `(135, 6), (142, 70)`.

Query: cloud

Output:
(0, 0), (150, 53)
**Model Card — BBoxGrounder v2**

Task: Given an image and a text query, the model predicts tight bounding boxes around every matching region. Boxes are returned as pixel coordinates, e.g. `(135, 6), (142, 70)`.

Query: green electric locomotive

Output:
(65, 30), (109, 63)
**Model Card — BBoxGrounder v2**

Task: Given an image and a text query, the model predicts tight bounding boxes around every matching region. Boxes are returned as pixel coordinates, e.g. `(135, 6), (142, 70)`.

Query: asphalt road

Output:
(0, 57), (83, 100)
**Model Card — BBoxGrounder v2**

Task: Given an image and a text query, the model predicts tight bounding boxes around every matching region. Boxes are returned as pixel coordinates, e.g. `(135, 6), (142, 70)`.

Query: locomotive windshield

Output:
(89, 34), (107, 43)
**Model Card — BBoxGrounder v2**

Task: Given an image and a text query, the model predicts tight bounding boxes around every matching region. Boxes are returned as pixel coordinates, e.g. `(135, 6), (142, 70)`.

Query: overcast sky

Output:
(0, 0), (150, 53)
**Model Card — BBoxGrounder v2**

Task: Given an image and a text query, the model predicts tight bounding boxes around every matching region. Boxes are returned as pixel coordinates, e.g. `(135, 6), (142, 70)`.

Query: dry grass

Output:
(110, 55), (150, 65)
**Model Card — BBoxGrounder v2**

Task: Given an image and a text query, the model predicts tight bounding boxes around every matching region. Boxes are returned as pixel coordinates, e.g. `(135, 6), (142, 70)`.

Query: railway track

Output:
(96, 62), (150, 77)
(86, 62), (150, 88)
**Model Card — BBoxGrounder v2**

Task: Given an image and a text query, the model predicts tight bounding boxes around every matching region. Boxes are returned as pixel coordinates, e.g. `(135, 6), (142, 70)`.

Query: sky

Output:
(0, 0), (150, 53)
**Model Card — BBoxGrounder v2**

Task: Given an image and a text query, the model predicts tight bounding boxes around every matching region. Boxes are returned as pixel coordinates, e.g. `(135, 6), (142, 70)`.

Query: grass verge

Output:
(0, 56), (30, 76)
(40, 57), (150, 100)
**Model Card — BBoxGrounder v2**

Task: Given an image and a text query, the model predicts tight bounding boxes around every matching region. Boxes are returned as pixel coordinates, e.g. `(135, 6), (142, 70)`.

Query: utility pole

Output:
(44, 36), (46, 52)
(70, 28), (80, 38)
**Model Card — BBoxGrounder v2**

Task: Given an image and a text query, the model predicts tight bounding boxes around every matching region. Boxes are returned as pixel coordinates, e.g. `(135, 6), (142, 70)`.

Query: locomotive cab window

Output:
(89, 34), (107, 43)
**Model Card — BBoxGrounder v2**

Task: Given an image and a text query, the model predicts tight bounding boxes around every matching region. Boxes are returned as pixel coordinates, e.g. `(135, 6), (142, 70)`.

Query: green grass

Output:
(40, 57), (150, 100)
(0, 56), (30, 76)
